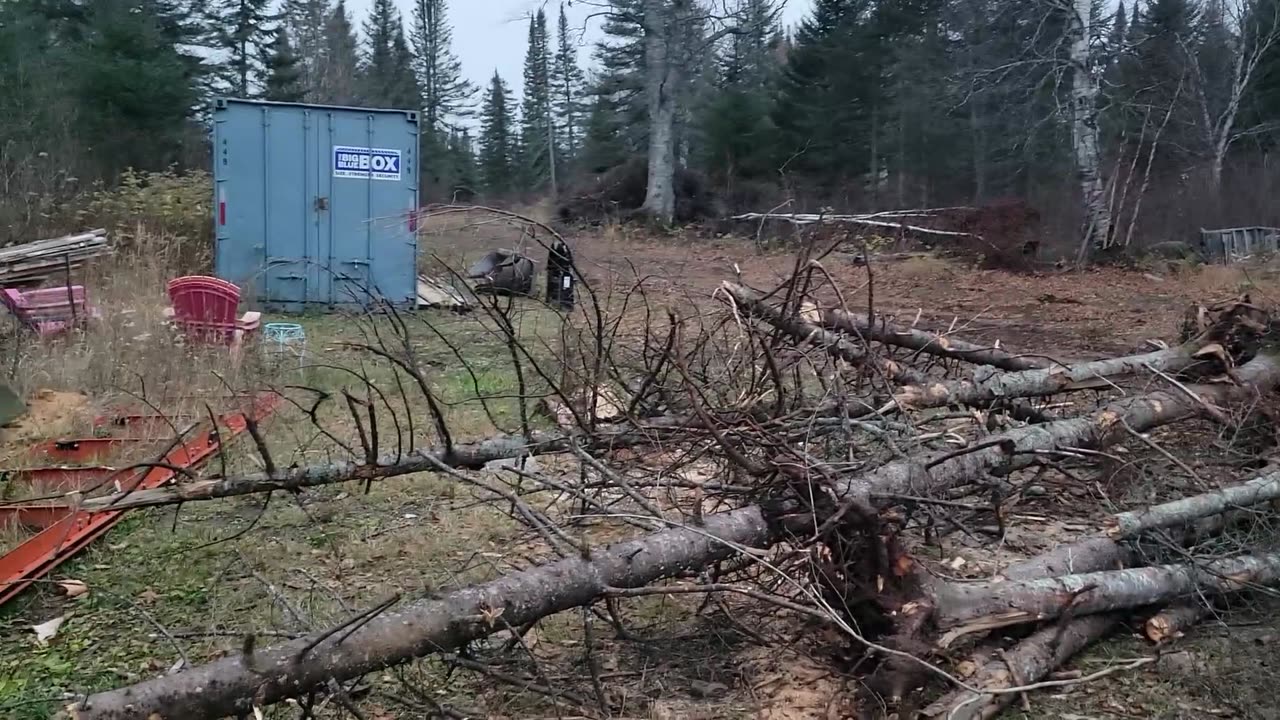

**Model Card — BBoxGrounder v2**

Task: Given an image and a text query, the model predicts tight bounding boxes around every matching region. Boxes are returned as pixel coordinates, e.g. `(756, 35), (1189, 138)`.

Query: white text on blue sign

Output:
(333, 146), (402, 181)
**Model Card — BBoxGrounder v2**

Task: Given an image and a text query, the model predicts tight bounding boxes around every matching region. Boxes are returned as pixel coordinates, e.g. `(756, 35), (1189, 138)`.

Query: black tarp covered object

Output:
(467, 250), (535, 295)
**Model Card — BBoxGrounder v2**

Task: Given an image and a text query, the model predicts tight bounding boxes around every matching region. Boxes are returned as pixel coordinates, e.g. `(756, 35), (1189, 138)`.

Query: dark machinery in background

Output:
(465, 243), (575, 312)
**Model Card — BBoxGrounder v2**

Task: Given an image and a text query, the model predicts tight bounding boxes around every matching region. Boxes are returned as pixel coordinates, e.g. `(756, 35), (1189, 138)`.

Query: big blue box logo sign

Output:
(332, 145), (402, 181)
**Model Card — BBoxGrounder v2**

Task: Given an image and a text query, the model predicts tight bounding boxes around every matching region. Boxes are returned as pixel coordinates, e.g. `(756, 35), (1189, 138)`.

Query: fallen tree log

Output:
(920, 614), (1120, 720)
(1105, 468), (1280, 539)
(1145, 602), (1215, 643)
(73, 429), (650, 513)
(934, 552), (1280, 646)
(836, 351), (1280, 504)
(66, 507), (774, 720)
(891, 341), (1211, 410)
(71, 343), (1280, 718)
(819, 307), (1052, 372)
(728, 212), (982, 241)
(721, 283), (930, 385)
(727, 282), (1249, 424)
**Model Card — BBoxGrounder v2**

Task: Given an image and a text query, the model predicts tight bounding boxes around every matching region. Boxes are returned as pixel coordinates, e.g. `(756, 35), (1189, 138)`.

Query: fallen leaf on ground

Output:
(138, 588), (160, 604)
(33, 616), (65, 644)
(57, 579), (89, 598)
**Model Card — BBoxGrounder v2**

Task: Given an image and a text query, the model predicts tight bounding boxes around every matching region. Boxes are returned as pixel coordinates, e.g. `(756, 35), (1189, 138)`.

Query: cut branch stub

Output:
(1145, 602), (1215, 644)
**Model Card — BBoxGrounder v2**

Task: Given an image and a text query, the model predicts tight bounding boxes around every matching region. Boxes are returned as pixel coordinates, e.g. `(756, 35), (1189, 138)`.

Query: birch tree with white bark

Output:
(1064, 0), (1113, 254)
(1184, 0), (1280, 194)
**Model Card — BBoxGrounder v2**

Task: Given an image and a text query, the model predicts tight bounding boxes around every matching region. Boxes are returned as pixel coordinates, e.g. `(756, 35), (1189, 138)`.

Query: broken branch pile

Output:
(64, 259), (1280, 720)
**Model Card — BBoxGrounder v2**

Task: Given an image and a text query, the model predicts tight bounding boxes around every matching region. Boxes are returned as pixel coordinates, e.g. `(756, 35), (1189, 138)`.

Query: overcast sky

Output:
(345, 1), (815, 99)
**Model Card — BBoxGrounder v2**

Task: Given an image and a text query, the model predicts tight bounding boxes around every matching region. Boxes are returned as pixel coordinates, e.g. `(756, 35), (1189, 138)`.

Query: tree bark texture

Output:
(1105, 468), (1280, 539)
(934, 553), (1280, 644)
(1068, 0), (1112, 251)
(641, 0), (678, 224)
(890, 342), (1206, 410)
(722, 282), (930, 385)
(820, 308), (1051, 372)
(920, 614), (1119, 720)
(67, 507), (774, 720)
(76, 431), (604, 513)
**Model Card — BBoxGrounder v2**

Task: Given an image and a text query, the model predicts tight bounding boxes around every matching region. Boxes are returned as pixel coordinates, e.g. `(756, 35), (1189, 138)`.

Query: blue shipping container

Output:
(212, 98), (420, 310)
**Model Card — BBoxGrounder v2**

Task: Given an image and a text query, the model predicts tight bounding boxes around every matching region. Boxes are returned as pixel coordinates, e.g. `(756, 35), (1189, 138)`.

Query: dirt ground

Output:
(3, 225), (1280, 719)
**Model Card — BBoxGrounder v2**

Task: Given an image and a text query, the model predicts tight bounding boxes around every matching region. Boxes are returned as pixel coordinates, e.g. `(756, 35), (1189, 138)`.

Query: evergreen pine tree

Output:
(448, 128), (480, 199)
(282, 0), (331, 101)
(263, 27), (304, 101)
(552, 5), (586, 165)
(209, 0), (276, 96)
(478, 71), (516, 194)
(773, 0), (876, 186)
(388, 20), (421, 108)
(410, 0), (474, 136)
(74, 0), (202, 175)
(582, 0), (646, 169)
(1109, 2), (1129, 57)
(320, 0), (360, 104)
(581, 83), (628, 173)
(520, 9), (554, 191)
(361, 0), (397, 104)
(702, 0), (778, 186)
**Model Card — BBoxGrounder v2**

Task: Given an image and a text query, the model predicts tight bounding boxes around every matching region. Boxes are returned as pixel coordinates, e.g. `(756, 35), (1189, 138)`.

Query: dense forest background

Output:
(4, 0), (1280, 256)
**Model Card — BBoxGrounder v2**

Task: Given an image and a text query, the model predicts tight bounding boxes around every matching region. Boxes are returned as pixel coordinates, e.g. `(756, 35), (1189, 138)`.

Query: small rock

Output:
(1024, 485), (1048, 497)
(484, 456), (541, 475)
(1157, 650), (1197, 676)
(688, 680), (728, 698)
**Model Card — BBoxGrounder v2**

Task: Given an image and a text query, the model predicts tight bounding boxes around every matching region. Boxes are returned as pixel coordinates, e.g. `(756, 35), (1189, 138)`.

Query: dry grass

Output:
(889, 253), (961, 285)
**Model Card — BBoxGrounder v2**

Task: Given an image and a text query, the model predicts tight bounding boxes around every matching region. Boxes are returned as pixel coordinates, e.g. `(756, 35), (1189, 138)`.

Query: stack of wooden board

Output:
(0, 229), (111, 287)
(417, 274), (472, 312)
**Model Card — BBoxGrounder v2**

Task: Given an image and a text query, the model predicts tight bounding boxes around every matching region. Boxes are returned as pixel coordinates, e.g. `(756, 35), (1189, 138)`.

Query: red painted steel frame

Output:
(0, 392), (280, 607)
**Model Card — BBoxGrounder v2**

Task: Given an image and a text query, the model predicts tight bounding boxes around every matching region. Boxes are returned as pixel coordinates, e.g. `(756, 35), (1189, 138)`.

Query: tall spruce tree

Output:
(448, 129), (480, 198)
(520, 9), (555, 192)
(263, 27), (304, 101)
(74, 0), (203, 175)
(410, 0), (473, 136)
(479, 71), (516, 194)
(209, 0), (276, 96)
(320, 0), (360, 104)
(701, 0), (778, 187)
(552, 4), (587, 166)
(283, 0), (331, 101)
(582, 0), (647, 169)
(773, 0), (877, 189)
(360, 0), (418, 107)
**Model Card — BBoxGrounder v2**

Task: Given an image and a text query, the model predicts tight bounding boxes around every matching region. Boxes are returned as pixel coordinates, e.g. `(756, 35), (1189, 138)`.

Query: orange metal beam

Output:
(0, 392), (280, 607)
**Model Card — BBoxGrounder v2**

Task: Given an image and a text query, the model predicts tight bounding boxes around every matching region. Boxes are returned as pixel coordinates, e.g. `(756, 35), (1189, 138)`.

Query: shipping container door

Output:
(260, 106), (318, 309)
(321, 111), (418, 306)
(322, 112), (371, 305)
(366, 114), (418, 305)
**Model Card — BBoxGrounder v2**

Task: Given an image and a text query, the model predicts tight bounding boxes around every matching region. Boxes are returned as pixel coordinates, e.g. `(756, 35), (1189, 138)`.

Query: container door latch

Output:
(314, 196), (329, 211)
